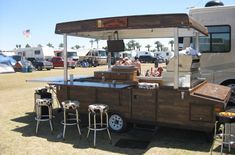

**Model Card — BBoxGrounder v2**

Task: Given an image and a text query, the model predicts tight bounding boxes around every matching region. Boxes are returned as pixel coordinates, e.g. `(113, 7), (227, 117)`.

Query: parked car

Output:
(138, 55), (156, 63)
(27, 57), (53, 71)
(50, 56), (76, 69)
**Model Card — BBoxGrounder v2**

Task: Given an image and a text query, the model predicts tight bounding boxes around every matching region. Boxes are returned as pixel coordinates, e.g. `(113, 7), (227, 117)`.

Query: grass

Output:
(0, 65), (233, 155)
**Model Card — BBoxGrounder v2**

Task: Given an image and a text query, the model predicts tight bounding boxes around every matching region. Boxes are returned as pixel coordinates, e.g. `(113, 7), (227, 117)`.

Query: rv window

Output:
(199, 25), (231, 53)
(98, 50), (107, 57)
(34, 50), (41, 55)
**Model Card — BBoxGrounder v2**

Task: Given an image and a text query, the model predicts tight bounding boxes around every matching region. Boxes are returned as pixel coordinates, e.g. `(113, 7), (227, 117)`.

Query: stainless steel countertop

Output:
(48, 81), (131, 89)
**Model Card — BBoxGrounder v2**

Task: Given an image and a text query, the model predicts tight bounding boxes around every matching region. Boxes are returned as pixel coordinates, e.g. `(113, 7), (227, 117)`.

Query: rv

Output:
(154, 51), (174, 61)
(189, 4), (235, 90)
(78, 49), (108, 66)
(54, 49), (79, 61)
(14, 47), (55, 60)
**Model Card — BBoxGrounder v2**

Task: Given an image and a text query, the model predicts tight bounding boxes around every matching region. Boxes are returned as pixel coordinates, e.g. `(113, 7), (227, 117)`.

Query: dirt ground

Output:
(0, 64), (233, 155)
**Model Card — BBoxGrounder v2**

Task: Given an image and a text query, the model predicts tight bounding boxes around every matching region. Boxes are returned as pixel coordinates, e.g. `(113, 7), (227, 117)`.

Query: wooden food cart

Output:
(52, 14), (231, 134)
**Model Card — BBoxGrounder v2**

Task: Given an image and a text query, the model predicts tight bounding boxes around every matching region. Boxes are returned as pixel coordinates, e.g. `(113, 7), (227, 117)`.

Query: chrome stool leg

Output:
(76, 109), (81, 137)
(63, 108), (66, 140)
(106, 112), (112, 143)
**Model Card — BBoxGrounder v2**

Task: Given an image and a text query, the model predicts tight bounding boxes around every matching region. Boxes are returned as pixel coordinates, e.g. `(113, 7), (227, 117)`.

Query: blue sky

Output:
(0, 0), (234, 51)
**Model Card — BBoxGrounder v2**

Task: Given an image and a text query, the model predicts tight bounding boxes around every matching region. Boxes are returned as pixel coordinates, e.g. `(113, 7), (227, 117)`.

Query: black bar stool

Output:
(35, 98), (53, 134)
(61, 100), (81, 140)
(210, 111), (235, 154)
(86, 104), (112, 147)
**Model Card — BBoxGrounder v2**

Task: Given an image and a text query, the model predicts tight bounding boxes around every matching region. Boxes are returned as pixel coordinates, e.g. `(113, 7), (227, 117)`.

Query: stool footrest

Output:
(35, 116), (52, 121)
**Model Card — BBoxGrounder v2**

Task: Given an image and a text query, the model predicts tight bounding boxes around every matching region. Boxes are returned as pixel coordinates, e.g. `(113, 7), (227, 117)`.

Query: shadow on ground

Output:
(11, 110), (231, 154)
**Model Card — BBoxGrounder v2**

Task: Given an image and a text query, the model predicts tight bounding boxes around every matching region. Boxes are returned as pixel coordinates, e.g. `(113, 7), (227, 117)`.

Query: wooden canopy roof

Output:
(55, 13), (208, 39)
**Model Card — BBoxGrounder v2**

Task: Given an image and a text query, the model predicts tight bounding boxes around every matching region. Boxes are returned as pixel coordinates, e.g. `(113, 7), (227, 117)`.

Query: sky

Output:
(0, 0), (234, 51)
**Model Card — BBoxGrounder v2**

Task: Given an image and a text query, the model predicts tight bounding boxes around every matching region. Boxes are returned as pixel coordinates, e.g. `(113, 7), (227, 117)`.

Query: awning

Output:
(55, 13), (208, 39)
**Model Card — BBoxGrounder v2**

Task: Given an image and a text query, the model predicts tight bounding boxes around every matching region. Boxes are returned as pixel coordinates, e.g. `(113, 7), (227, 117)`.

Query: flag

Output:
(23, 29), (31, 38)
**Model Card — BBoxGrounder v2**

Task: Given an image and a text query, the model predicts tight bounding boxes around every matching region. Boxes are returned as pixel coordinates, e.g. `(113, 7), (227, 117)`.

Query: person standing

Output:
(133, 56), (141, 76)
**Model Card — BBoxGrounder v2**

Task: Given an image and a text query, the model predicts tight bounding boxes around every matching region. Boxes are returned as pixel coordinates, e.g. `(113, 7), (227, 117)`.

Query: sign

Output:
(97, 17), (127, 29)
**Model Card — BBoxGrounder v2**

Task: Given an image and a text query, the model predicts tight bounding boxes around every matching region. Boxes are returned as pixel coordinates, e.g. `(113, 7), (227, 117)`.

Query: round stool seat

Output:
(62, 100), (80, 110)
(216, 112), (235, 123)
(36, 98), (52, 106)
(88, 104), (109, 113)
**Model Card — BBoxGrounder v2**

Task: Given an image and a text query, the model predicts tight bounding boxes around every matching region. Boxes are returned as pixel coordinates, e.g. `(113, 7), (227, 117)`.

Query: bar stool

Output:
(61, 100), (81, 140)
(86, 104), (112, 147)
(35, 98), (53, 134)
(210, 111), (235, 154)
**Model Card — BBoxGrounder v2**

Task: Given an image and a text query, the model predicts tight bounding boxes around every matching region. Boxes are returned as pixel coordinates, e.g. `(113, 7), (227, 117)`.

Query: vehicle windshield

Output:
(67, 52), (77, 57)
(98, 50), (107, 57)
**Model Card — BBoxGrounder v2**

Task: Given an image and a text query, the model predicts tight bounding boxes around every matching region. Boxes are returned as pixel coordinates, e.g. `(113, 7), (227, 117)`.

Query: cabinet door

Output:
(190, 103), (213, 122)
(132, 88), (157, 122)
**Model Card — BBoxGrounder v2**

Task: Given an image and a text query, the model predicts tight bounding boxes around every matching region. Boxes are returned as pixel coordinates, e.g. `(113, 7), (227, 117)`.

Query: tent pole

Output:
(63, 34), (68, 82)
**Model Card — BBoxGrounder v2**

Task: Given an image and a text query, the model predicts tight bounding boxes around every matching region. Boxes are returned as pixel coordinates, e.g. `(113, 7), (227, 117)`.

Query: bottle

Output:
(101, 73), (105, 82)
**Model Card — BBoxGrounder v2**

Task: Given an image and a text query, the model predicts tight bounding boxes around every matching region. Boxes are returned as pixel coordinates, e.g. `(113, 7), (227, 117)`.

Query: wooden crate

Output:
(110, 71), (137, 81)
(94, 71), (111, 79)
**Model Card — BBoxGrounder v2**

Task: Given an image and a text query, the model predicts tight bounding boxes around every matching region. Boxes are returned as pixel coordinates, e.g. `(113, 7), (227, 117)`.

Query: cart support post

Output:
(174, 28), (179, 89)
(63, 34), (68, 82)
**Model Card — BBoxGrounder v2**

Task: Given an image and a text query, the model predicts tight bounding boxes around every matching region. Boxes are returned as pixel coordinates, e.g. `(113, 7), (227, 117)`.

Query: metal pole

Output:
(63, 34), (68, 82)
(174, 28), (179, 89)
(195, 32), (199, 51)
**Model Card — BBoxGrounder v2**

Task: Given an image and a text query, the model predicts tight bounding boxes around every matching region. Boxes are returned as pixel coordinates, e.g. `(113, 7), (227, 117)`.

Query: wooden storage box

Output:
(94, 71), (111, 79)
(110, 71), (137, 81)
(112, 66), (137, 73)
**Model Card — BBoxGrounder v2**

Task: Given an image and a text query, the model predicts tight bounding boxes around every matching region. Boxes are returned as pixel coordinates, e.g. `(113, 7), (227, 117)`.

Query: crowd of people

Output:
(114, 57), (141, 76)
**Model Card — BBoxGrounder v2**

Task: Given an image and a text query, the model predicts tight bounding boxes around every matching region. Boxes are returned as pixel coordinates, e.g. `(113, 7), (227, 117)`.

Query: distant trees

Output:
(169, 40), (174, 51)
(59, 43), (64, 49)
(25, 44), (31, 48)
(37, 44), (43, 47)
(155, 41), (162, 51)
(74, 45), (80, 49)
(47, 42), (54, 48)
(89, 40), (94, 48)
(126, 40), (141, 50)
(16, 44), (21, 49)
(145, 44), (151, 51)
(94, 39), (99, 49)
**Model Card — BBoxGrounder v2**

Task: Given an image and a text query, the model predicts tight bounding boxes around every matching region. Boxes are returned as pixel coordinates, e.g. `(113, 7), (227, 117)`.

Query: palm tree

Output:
(145, 44), (151, 51)
(90, 40), (94, 48)
(127, 40), (136, 50)
(47, 42), (54, 48)
(135, 42), (141, 51)
(74, 45), (80, 49)
(155, 41), (162, 51)
(169, 40), (174, 51)
(59, 43), (64, 49)
(94, 39), (99, 49)
(37, 44), (43, 48)
(25, 44), (31, 48)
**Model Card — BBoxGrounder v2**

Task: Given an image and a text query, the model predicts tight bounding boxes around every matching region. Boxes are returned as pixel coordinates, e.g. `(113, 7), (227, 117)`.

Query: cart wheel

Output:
(108, 113), (126, 133)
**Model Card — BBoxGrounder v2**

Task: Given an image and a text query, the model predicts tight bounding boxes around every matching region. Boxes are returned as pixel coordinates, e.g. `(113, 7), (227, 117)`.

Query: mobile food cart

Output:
(52, 13), (231, 134)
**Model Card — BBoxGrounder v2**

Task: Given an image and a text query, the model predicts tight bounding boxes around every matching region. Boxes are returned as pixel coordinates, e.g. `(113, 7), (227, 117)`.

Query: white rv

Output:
(14, 47), (55, 60)
(189, 4), (235, 90)
(154, 51), (174, 61)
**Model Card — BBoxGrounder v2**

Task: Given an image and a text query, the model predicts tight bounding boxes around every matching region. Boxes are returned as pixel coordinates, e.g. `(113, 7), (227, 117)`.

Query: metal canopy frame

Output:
(55, 13), (208, 89)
